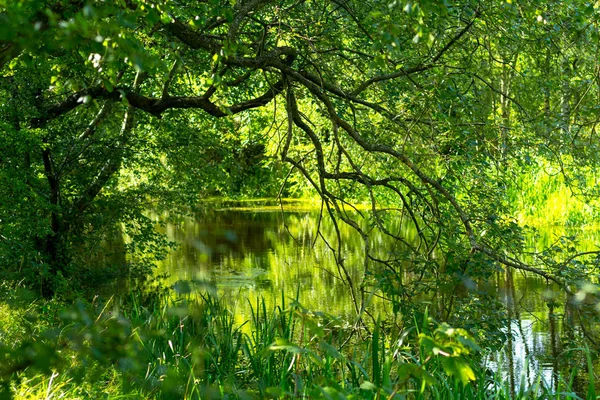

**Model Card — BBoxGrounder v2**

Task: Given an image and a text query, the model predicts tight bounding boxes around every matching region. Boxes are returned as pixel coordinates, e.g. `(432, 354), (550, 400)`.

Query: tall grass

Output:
(508, 160), (600, 227)
(0, 285), (595, 399)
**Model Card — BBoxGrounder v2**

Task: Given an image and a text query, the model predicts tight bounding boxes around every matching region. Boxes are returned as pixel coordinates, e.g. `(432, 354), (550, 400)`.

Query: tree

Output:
(1, 0), (599, 326)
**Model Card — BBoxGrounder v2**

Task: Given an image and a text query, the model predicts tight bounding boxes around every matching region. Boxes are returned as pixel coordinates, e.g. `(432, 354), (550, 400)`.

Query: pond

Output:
(156, 199), (384, 321)
(153, 199), (599, 393)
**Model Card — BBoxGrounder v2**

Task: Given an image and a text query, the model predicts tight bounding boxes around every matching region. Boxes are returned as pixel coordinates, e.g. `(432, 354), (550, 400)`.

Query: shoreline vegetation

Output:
(0, 176), (596, 399)
(2, 166), (600, 398)
(193, 183), (600, 229)
(2, 186), (599, 399)
(509, 162), (600, 229)
(1, 280), (595, 399)
(3, 0), (600, 398)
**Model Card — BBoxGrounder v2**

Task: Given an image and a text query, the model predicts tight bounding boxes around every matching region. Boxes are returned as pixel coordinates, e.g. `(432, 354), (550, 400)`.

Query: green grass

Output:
(0, 283), (595, 399)
(508, 160), (600, 228)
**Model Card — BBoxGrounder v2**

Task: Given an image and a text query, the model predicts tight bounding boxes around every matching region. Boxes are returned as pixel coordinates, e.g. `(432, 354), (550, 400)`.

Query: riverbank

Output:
(1, 280), (592, 399)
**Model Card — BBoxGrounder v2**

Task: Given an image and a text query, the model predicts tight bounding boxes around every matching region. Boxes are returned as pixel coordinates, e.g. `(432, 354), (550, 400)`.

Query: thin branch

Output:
(350, 10), (479, 96)
(70, 71), (145, 217)
(161, 59), (181, 99)
(78, 102), (113, 141)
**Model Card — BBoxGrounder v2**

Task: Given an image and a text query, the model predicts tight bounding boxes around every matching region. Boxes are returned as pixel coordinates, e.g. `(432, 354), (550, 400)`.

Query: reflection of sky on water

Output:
(487, 319), (555, 391)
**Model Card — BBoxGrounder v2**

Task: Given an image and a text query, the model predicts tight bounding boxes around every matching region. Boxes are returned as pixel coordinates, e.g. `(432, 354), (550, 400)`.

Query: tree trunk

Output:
(561, 57), (571, 136)
(40, 144), (67, 296)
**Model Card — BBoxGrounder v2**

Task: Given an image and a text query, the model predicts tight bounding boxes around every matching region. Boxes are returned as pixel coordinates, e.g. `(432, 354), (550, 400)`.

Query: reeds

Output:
(507, 161), (600, 227)
(2, 287), (595, 399)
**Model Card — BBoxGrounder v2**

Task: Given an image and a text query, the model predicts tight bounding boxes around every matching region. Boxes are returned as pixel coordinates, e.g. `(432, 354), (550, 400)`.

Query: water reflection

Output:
(157, 202), (374, 321)
(154, 201), (599, 393)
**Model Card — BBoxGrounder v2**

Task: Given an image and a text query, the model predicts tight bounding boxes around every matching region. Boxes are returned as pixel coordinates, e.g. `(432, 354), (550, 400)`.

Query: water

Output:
(156, 200), (373, 320)
(153, 199), (599, 391)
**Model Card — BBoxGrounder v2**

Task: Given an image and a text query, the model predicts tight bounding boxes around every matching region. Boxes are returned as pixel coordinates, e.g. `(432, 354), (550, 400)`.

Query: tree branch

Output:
(161, 59), (180, 99)
(228, 0), (274, 42)
(287, 63), (580, 296)
(77, 102), (113, 141)
(70, 71), (145, 217)
(29, 79), (286, 127)
(166, 19), (222, 53)
(350, 11), (479, 96)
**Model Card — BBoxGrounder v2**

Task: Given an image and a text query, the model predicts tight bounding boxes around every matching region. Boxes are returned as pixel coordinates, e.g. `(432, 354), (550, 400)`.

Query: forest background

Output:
(2, 0), (600, 398)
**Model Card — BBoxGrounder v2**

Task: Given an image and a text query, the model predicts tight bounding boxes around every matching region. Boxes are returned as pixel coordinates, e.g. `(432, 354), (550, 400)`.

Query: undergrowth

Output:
(0, 282), (594, 399)
(509, 160), (600, 227)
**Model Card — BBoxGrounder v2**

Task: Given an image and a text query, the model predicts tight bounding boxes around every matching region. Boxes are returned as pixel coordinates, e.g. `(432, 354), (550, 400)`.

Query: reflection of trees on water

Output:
(158, 209), (383, 318)
(494, 269), (600, 396)
(178, 211), (281, 265)
(168, 209), (372, 271)
(157, 207), (600, 389)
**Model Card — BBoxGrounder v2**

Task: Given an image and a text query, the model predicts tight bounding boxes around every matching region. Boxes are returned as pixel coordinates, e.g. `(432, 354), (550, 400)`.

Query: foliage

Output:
(0, 0), (599, 310)
(508, 159), (600, 227)
(0, 284), (592, 399)
(2, 0), (600, 397)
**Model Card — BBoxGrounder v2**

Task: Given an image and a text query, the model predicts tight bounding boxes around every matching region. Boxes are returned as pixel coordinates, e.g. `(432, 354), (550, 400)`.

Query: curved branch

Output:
(29, 79), (286, 127)
(350, 10), (479, 96)
(288, 64), (578, 295)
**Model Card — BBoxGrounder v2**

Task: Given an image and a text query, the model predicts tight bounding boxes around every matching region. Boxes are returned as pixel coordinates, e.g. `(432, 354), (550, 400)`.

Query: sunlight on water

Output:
(153, 200), (600, 391)
(156, 201), (375, 320)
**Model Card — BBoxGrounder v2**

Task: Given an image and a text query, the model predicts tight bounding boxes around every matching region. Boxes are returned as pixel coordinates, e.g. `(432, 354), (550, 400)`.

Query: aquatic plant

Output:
(0, 282), (593, 399)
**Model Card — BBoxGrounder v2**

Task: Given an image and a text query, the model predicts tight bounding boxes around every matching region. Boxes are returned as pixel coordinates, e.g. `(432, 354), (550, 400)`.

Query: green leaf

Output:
(319, 341), (343, 360)
(441, 358), (475, 386)
(103, 78), (114, 92)
(360, 381), (377, 391)
(268, 337), (305, 354)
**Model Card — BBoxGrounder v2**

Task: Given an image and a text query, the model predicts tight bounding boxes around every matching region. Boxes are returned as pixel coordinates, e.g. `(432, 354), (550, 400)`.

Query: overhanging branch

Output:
(29, 79), (286, 127)
(350, 10), (479, 97)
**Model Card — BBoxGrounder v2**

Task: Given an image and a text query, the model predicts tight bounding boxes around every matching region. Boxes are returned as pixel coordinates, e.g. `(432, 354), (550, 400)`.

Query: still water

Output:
(154, 199), (599, 391)
(156, 200), (371, 320)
